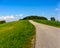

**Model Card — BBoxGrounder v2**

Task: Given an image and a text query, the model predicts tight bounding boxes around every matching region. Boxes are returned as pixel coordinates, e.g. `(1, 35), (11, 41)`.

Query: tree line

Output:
(21, 16), (56, 21)
(0, 16), (56, 24)
(22, 16), (48, 20)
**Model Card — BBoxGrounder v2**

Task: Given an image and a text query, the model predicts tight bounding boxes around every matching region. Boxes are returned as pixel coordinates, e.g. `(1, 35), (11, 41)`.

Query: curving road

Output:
(29, 20), (60, 48)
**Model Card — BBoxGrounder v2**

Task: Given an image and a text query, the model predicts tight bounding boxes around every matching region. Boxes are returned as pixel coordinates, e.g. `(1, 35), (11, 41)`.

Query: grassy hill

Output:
(33, 20), (60, 28)
(0, 20), (35, 48)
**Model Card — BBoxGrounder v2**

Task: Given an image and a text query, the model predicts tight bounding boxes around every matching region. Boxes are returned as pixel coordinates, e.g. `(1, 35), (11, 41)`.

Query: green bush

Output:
(0, 20), (6, 24)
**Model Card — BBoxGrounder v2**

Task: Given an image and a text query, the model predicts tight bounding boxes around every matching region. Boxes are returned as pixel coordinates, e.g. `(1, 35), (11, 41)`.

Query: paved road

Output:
(29, 20), (60, 48)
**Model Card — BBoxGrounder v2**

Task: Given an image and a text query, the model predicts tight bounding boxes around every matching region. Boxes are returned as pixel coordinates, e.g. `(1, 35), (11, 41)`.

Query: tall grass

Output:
(33, 20), (60, 28)
(0, 20), (35, 48)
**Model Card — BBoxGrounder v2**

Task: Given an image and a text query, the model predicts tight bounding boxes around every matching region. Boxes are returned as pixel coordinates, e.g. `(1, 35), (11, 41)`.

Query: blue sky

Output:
(0, 0), (60, 21)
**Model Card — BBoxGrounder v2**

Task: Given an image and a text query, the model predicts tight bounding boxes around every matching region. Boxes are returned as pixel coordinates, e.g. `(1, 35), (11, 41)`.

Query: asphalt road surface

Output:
(29, 20), (60, 48)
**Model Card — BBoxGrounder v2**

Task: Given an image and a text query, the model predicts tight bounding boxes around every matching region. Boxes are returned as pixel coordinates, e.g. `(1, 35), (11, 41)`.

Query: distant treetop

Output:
(0, 20), (6, 24)
(50, 17), (55, 21)
(22, 16), (48, 20)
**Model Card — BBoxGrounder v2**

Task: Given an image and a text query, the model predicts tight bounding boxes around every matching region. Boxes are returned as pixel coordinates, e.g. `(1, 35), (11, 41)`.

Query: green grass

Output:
(0, 20), (35, 48)
(33, 19), (60, 28)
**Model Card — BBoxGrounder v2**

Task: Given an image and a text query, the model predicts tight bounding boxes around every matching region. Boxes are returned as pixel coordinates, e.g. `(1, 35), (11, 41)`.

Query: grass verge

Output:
(33, 19), (60, 28)
(0, 20), (35, 48)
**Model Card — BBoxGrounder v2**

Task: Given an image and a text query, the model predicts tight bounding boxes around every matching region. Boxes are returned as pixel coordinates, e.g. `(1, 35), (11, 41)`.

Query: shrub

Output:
(50, 17), (55, 21)
(0, 20), (6, 24)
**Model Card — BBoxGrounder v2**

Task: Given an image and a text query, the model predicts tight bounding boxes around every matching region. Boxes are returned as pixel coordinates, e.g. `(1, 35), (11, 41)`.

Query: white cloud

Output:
(5, 16), (14, 19)
(0, 14), (23, 22)
(0, 15), (15, 22)
(0, 16), (14, 20)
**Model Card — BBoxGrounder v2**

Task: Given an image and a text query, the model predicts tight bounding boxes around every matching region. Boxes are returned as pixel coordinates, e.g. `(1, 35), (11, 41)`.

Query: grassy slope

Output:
(0, 20), (35, 48)
(33, 20), (60, 28)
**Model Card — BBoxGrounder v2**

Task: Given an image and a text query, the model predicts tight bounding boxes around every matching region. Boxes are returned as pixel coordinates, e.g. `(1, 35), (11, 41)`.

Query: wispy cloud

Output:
(16, 14), (23, 17)
(55, 2), (60, 21)
(55, 2), (60, 11)
(56, 8), (60, 11)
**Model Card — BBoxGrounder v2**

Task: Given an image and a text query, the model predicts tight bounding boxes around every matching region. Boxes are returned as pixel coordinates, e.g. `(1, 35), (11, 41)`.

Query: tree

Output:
(22, 16), (48, 20)
(50, 17), (55, 21)
(0, 20), (6, 24)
